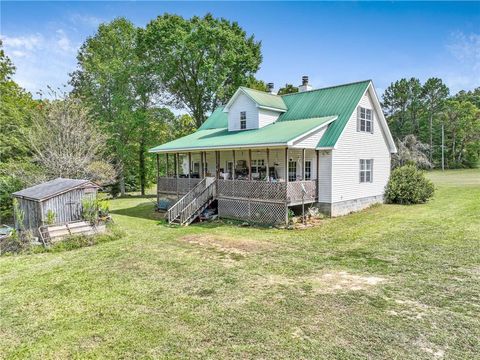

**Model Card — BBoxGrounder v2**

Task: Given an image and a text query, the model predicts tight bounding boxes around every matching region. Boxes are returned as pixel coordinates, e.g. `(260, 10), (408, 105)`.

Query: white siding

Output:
(331, 87), (391, 203)
(292, 126), (327, 149)
(227, 93), (258, 131)
(258, 108), (280, 128)
(318, 151), (332, 203)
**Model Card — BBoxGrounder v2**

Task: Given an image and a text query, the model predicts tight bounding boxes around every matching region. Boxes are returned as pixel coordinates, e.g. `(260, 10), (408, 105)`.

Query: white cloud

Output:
(444, 31), (480, 92)
(55, 29), (75, 53)
(447, 31), (480, 71)
(2, 34), (44, 50)
(10, 50), (27, 58)
(70, 13), (104, 28)
(1, 30), (79, 96)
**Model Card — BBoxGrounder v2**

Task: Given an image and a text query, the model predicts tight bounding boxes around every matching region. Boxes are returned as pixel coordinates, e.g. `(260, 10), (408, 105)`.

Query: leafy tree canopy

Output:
(141, 13), (262, 127)
(277, 84), (299, 95)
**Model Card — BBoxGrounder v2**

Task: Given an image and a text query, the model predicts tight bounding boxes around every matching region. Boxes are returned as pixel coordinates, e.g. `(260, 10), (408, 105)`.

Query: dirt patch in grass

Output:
(180, 234), (276, 256)
(306, 271), (386, 293)
(255, 271), (386, 294)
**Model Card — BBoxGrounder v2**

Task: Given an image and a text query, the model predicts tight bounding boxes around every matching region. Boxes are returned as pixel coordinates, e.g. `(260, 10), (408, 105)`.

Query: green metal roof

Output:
(279, 80), (371, 147)
(237, 87), (288, 111)
(198, 106), (227, 130)
(151, 80), (371, 152)
(149, 116), (337, 152)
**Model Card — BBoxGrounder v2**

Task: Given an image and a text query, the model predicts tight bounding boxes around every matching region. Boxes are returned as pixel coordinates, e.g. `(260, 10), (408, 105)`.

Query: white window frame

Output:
(360, 159), (373, 183)
(358, 107), (373, 133)
(240, 111), (247, 130)
(288, 160), (297, 182)
(304, 160), (312, 180)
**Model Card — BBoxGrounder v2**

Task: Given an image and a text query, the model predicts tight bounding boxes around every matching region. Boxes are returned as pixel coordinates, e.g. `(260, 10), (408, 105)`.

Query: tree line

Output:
(383, 78), (480, 169)
(1, 13), (479, 221)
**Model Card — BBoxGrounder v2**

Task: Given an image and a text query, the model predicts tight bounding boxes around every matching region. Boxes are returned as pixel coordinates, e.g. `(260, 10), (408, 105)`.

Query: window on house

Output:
(360, 159), (373, 183)
(304, 161), (312, 180)
(226, 161), (234, 179)
(288, 160), (297, 181)
(240, 111), (247, 129)
(358, 107), (373, 133)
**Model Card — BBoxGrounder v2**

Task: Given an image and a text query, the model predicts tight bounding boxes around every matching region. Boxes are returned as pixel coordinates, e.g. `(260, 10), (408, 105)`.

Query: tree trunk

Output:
(119, 173), (126, 197)
(429, 114), (433, 163)
(139, 137), (146, 196)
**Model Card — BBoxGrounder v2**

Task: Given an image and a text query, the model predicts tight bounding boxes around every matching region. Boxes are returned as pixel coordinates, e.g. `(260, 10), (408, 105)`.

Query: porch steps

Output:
(167, 178), (217, 226)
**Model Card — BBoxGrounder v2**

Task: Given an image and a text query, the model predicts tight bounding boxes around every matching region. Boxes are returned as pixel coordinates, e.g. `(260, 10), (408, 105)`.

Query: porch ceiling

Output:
(149, 115), (337, 153)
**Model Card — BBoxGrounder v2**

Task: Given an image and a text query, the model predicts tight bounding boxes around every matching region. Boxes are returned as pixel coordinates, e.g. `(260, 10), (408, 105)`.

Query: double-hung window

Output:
(358, 107), (373, 133)
(288, 161), (297, 181)
(240, 111), (247, 129)
(360, 159), (373, 183)
(304, 161), (312, 180)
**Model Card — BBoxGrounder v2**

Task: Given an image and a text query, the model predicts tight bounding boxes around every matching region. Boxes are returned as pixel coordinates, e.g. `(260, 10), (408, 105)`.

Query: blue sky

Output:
(1, 1), (479, 101)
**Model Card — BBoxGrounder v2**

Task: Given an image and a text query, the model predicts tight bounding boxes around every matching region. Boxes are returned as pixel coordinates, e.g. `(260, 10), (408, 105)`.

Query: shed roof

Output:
(12, 178), (99, 202)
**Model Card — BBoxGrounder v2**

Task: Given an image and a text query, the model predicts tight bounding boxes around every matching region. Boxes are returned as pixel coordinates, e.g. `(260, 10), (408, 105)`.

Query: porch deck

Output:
(157, 177), (317, 205)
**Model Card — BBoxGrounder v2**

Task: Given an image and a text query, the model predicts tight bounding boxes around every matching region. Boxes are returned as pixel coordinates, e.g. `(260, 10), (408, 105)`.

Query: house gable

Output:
(223, 87), (286, 131)
(330, 85), (394, 204)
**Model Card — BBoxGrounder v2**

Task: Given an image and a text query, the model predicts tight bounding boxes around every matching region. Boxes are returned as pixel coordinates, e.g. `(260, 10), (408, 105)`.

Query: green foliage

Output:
(45, 210), (56, 226)
(141, 13), (262, 127)
(244, 77), (269, 92)
(44, 225), (124, 254)
(81, 198), (99, 224)
(383, 77), (480, 169)
(385, 165), (435, 204)
(441, 99), (480, 168)
(277, 84), (299, 95)
(0, 41), (38, 163)
(82, 197), (111, 223)
(12, 198), (25, 230)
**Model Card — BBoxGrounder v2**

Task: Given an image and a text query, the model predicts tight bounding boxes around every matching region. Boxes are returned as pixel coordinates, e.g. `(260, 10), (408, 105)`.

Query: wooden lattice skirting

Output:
(218, 198), (287, 225)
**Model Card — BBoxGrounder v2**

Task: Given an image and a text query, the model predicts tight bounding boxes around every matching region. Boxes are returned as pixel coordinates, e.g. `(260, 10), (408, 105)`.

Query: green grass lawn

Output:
(1, 169), (479, 359)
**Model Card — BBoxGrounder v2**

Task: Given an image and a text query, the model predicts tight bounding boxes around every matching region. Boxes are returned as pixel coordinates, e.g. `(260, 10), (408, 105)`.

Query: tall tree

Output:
(441, 99), (480, 167)
(71, 18), (140, 195)
(422, 78), (449, 162)
(0, 40), (37, 162)
(244, 76), (269, 92)
(382, 79), (412, 138)
(28, 96), (116, 184)
(141, 13), (262, 127)
(277, 84), (299, 95)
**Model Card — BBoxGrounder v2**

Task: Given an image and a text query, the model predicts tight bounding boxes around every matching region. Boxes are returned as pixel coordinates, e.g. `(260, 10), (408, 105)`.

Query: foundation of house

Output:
(316, 195), (384, 217)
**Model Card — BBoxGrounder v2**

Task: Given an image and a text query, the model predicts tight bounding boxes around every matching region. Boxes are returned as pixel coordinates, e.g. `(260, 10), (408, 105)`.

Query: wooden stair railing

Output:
(167, 178), (206, 223)
(176, 179), (217, 226)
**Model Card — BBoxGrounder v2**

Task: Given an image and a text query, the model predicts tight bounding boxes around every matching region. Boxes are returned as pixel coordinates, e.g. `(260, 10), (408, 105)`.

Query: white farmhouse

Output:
(150, 78), (396, 225)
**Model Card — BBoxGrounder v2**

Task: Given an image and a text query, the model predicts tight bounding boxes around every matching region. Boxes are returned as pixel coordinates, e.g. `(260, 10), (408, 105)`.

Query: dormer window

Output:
(240, 111), (247, 129)
(358, 107), (373, 133)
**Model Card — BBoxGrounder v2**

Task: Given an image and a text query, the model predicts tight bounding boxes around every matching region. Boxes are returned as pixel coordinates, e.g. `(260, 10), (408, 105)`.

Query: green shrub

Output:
(385, 165), (435, 204)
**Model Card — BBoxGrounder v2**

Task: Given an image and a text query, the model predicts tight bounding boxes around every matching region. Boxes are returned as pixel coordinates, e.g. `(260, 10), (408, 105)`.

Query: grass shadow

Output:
(111, 202), (166, 223)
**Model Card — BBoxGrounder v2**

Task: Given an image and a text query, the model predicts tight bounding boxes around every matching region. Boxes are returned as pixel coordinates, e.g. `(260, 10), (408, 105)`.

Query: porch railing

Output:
(216, 179), (317, 204)
(157, 177), (202, 195)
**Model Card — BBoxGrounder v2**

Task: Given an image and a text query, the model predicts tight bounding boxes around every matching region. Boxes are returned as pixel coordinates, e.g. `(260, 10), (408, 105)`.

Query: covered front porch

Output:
(155, 147), (319, 206)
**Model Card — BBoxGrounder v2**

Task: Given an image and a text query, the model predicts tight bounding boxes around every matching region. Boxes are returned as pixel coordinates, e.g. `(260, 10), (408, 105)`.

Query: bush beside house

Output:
(385, 165), (435, 204)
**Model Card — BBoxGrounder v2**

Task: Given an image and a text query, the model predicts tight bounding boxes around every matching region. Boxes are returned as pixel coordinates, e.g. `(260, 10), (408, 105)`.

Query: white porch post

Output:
(248, 149), (252, 181)
(232, 150), (236, 180)
(166, 153), (169, 177)
(285, 147), (289, 183)
(188, 152), (192, 178)
(266, 148), (270, 182)
(174, 153), (178, 178)
(301, 148), (305, 181)
(316, 149), (320, 201)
